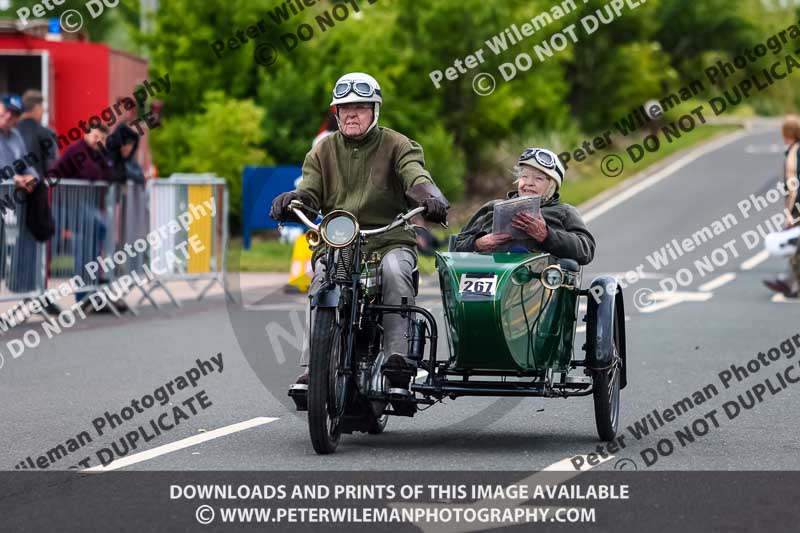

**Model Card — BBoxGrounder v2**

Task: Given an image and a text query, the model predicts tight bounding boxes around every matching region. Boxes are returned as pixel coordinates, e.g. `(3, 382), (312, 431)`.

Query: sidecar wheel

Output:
(308, 308), (346, 454)
(592, 311), (622, 441)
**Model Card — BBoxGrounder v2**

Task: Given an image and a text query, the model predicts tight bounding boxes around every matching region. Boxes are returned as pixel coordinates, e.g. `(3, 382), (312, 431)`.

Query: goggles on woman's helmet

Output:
(517, 147), (565, 189)
(519, 148), (564, 180)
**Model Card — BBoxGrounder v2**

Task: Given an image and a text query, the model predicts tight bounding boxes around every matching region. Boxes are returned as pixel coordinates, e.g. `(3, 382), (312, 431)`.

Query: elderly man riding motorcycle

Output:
(270, 72), (449, 391)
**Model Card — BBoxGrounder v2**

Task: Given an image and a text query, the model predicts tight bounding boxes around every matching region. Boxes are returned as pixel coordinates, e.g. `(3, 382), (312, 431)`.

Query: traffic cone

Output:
(286, 233), (314, 293)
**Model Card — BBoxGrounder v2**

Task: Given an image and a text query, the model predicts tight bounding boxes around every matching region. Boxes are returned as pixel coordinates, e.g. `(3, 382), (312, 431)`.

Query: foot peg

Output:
(288, 384), (308, 411)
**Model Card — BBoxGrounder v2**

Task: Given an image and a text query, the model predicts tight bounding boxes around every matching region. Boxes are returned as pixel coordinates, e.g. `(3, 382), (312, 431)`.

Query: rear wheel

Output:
(592, 310), (622, 441)
(308, 308), (348, 454)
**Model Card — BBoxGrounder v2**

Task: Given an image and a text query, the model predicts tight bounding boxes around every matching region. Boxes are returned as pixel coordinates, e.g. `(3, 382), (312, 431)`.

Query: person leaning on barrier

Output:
(107, 101), (145, 184)
(51, 123), (112, 182)
(11, 91), (59, 315)
(0, 95), (37, 196)
(270, 72), (450, 390)
(0, 94), (56, 317)
(17, 90), (58, 179)
(50, 124), (129, 314)
(17, 90), (56, 246)
(451, 147), (595, 265)
(764, 115), (800, 298)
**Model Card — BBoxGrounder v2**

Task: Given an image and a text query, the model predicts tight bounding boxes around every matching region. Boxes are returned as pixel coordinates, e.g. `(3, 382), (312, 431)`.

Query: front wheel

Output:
(308, 307), (348, 454)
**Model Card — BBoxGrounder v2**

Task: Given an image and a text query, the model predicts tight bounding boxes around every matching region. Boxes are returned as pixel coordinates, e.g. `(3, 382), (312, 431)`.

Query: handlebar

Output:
(288, 200), (320, 230)
(288, 200), (429, 237)
(361, 206), (426, 235)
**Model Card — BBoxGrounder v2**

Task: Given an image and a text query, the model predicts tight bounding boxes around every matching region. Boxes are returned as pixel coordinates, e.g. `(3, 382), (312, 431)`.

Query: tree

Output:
(152, 91), (271, 227)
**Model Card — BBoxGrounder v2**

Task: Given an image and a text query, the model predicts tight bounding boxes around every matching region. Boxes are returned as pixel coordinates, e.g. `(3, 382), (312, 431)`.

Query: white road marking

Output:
(741, 250), (769, 270)
(543, 454), (614, 472)
(582, 130), (749, 223)
(640, 290), (713, 313)
(698, 273), (736, 292)
(745, 144), (783, 154)
(83, 417), (279, 473)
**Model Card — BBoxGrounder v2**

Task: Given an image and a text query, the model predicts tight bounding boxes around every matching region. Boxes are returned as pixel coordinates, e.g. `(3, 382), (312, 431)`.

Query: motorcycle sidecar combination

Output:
(285, 202), (627, 454)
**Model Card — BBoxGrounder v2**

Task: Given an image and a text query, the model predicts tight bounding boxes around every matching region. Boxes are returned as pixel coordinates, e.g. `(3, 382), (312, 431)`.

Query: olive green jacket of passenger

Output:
(452, 191), (596, 265)
(297, 126), (434, 261)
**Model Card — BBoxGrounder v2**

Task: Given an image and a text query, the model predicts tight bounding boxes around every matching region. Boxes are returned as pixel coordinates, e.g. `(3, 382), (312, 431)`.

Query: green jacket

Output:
(452, 191), (596, 265)
(297, 126), (433, 260)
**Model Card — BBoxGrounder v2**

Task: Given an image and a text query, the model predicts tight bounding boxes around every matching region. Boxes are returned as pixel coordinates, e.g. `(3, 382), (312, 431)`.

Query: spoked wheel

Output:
(308, 308), (349, 454)
(592, 307), (622, 441)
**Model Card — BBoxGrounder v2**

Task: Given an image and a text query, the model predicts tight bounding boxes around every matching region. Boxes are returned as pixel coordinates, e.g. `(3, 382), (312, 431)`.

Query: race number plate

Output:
(459, 273), (498, 296)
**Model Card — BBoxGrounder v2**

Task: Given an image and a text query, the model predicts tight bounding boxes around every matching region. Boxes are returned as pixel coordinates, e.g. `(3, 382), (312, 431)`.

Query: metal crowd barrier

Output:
(141, 174), (230, 308)
(105, 179), (153, 315)
(0, 181), (47, 327)
(0, 175), (230, 325)
(47, 179), (126, 316)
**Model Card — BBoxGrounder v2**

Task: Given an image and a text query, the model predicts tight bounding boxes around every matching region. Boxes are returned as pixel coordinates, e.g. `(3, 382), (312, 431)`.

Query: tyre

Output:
(592, 310), (621, 441)
(308, 308), (348, 454)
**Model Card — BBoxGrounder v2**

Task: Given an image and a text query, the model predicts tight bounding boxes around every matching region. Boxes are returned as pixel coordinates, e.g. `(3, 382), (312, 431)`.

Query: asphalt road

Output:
(2, 125), (798, 474)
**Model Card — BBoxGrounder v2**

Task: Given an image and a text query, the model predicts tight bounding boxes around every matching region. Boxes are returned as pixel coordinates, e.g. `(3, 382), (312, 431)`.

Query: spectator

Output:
(16, 90), (57, 178)
(0, 95), (50, 315)
(50, 124), (127, 313)
(52, 123), (112, 182)
(107, 118), (144, 184)
(0, 95), (36, 195)
(16, 91), (58, 314)
(764, 115), (800, 298)
(107, 114), (148, 283)
(16, 89), (57, 246)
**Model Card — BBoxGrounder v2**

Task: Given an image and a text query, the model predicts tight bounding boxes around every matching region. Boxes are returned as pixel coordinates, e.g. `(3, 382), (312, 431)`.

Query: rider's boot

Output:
(382, 354), (415, 390)
(288, 370), (309, 411)
(383, 354), (417, 416)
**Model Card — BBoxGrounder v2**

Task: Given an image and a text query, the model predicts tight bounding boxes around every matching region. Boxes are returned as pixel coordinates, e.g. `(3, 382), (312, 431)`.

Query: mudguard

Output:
(310, 283), (341, 308)
(586, 275), (627, 389)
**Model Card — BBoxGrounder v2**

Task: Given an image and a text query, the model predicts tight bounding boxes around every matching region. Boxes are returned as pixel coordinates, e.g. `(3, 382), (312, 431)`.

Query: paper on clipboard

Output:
(492, 195), (540, 239)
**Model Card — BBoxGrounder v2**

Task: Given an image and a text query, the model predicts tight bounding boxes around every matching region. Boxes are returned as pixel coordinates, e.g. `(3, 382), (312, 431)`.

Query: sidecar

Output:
(413, 251), (627, 441)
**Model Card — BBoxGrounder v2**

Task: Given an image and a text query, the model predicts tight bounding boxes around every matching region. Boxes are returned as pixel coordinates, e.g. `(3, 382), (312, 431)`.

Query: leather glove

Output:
(270, 191), (300, 222)
(405, 182), (449, 224)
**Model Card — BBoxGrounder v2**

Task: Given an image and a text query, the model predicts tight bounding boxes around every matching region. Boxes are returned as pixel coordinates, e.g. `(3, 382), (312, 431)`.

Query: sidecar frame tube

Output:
(412, 380), (593, 398)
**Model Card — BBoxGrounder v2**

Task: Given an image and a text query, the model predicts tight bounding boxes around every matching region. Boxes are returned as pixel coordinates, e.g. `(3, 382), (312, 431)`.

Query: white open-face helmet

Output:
(517, 147), (565, 189)
(330, 72), (382, 136)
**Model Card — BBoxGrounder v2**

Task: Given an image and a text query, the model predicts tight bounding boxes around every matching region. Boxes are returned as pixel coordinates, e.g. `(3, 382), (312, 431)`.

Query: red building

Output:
(0, 19), (152, 171)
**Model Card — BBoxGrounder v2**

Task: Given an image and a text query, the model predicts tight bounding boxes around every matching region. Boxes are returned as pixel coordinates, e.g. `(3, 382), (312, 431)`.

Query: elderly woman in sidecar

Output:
(451, 147), (595, 265)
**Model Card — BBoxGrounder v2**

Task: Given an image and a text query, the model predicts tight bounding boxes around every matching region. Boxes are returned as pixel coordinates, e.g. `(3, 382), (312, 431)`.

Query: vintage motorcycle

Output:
(285, 200), (627, 455)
